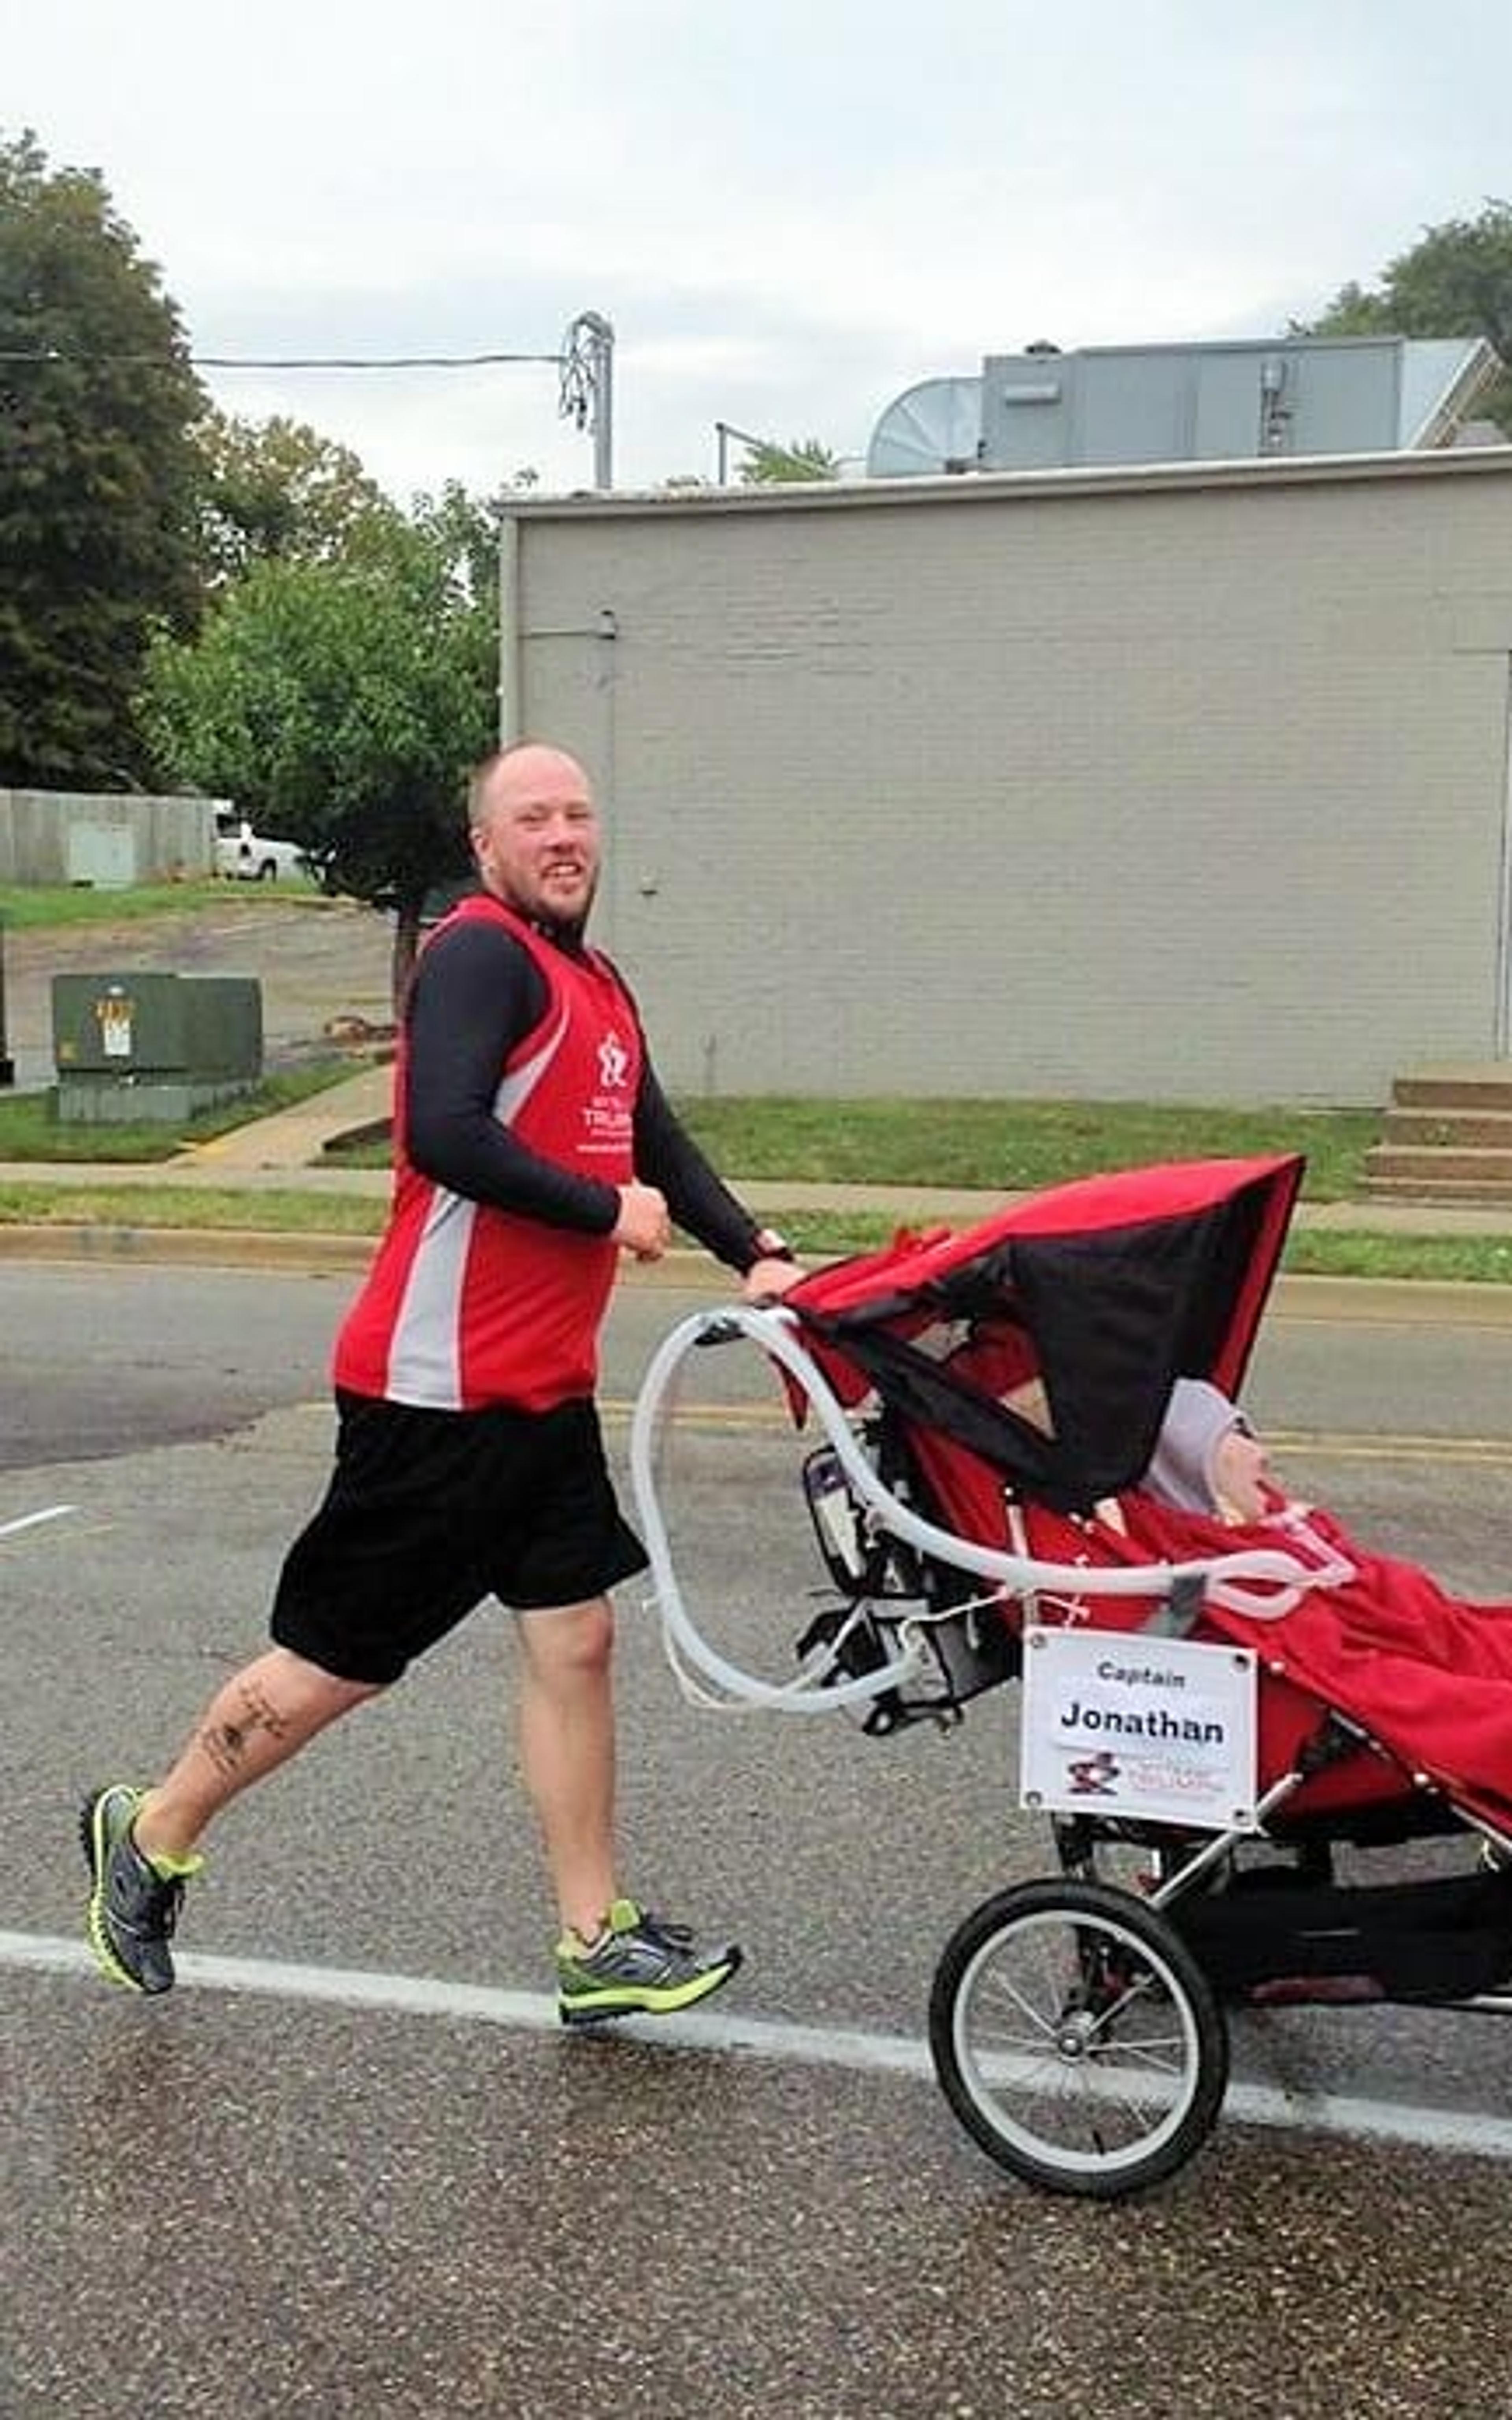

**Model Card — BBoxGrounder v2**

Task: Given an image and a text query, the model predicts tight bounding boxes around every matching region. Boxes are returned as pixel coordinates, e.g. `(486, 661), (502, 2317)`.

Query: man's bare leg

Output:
(523, 1596), (743, 2023)
(513, 1597), (617, 1941)
(132, 1647), (383, 1864)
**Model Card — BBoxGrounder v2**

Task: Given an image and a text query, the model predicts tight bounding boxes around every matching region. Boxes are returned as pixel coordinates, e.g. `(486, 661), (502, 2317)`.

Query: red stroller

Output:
(630, 1155), (1512, 2197)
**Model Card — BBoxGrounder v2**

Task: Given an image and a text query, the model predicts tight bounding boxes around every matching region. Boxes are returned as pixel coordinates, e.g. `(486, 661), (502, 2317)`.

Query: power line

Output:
(0, 309), (617, 486)
(198, 350), (565, 370)
(0, 347), (564, 369)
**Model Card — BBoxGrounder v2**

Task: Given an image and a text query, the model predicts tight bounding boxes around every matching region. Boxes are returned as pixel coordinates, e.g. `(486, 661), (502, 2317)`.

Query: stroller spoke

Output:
(974, 1970), (1063, 2044)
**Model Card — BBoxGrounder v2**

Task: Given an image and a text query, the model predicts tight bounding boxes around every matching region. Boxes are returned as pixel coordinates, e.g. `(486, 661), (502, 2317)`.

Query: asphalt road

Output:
(7, 1266), (1512, 2416)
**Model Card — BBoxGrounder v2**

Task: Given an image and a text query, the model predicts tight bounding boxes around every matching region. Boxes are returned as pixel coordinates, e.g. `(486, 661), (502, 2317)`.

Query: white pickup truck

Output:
(213, 809), (308, 884)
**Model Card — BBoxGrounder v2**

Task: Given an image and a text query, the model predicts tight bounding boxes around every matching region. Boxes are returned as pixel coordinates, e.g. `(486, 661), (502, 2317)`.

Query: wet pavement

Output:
(6, 1269), (1512, 2414)
(6, 1960), (1510, 2420)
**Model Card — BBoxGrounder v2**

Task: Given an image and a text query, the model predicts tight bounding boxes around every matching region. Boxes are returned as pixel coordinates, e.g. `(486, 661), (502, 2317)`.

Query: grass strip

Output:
(0, 1186), (1510, 1284)
(0, 881), (327, 928)
(0, 1185), (385, 1234)
(0, 1060), (371, 1160)
(671, 1096), (1380, 1201)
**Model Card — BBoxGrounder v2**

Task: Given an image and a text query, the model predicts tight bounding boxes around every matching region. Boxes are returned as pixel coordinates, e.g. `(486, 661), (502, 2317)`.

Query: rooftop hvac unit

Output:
(866, 337), (1503, 477)
(865, 376), (985, 478)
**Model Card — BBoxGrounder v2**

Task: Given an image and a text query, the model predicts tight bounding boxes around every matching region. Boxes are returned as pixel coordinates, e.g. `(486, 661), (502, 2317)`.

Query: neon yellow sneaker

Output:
(80, 1784), (200, 1995)
(556, 1897), (742, 2025)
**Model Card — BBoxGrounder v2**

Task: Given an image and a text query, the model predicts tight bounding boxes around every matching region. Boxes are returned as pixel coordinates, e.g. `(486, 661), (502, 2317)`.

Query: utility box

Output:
(51, 971), (263, 1123)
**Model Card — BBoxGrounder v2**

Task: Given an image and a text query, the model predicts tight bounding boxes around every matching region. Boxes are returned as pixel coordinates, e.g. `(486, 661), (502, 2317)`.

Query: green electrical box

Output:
(51, 971), (264, 1124)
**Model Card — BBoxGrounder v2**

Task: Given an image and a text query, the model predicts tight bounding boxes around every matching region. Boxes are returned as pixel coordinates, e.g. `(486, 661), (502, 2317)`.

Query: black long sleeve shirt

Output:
(403, 915), (770, 1274)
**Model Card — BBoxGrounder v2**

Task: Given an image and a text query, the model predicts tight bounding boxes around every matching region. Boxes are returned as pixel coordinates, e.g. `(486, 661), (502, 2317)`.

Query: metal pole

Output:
(497, 511), (522, 745)
(0, 910), (13, 1086)
(589, 314), (613, 491)
(558, 309), (615, 491)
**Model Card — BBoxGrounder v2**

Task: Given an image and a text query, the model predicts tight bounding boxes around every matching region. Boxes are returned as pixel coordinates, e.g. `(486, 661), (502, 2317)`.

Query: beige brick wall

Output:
(509, 455), (1512, 1105)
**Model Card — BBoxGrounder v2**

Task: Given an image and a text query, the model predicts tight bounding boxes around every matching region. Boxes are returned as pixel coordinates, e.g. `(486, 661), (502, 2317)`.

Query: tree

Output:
(141, 511), (498, 1004)
(1296, 199), (1512, 435)
(406, 478), (507, 611)
(193, 408), (400, 584)
(0, 129), (206, 788)
(737, 435), (843, 484)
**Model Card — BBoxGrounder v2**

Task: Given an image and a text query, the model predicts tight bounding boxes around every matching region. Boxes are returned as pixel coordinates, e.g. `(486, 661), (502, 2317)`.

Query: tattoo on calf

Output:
(199, 1681), (293, 1777)
(237, 1683), (292, 1739)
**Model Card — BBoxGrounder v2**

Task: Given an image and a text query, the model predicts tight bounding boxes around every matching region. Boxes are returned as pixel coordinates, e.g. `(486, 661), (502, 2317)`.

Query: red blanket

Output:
(1097, 1490), (1512, 1825)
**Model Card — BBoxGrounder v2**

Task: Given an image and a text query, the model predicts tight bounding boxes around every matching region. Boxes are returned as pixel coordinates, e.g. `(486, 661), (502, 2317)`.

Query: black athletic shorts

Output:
(269, 1391), (648, 1685)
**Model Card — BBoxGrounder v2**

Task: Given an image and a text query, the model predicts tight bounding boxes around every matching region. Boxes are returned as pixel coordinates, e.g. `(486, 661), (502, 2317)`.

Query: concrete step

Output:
(1366, 1063), (1512, 1199)
(1375, 1106), (1512, 1150)
(1361, 1178), (1512, 1206)
(1362, 1145), (1512, 1203)
(1390, 1063), (1512, 1112)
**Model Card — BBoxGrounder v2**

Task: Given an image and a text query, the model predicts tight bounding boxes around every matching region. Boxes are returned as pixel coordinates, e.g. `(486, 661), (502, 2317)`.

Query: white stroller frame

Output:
(630, 1302), (1344, 1720)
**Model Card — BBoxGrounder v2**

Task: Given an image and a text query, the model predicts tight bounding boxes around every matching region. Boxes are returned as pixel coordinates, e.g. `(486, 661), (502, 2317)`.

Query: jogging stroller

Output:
(630, 1154), (1512, 2198)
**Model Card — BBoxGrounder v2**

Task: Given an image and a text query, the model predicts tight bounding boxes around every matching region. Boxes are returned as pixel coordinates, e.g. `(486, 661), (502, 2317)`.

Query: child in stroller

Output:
(630, 1153), (1512, 2196)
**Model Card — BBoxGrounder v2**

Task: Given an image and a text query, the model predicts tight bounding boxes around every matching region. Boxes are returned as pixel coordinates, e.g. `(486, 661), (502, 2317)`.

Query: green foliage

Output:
(1297, 199), (1512, 434)
(737, 435), (842, 484)
(0, 128), (207, 787)
(193, 408), (402, 583)
(405, 478), (508, 610)
(140, 506), (499, 919)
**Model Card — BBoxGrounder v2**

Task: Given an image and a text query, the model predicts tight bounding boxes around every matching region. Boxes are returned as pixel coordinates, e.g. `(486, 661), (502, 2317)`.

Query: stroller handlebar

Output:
(629, 1305), (1351, 1716)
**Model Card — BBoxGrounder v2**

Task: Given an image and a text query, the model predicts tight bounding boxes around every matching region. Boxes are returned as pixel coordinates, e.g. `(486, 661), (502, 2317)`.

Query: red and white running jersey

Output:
(333, 897), (641, 1411)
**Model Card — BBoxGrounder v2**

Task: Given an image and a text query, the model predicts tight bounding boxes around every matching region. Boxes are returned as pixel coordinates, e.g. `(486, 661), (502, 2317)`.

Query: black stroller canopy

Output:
(786, 1156), (1305, 1512)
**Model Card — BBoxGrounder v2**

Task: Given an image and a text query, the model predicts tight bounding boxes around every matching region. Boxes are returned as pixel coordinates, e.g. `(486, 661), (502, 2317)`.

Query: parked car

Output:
(213, 809), (308, 884)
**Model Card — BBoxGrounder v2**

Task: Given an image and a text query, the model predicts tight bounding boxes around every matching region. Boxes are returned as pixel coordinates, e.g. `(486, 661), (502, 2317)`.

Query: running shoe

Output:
(80, 1784), (198, 1995)
(556, 1897), (741, 2025)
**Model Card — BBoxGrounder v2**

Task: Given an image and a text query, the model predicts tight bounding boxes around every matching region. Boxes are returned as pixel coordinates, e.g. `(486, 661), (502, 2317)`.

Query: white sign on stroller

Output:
(1020, 1625), (1259, 1831)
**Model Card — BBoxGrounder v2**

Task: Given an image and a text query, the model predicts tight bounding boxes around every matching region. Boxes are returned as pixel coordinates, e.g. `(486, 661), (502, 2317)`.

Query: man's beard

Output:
(514, 864), (597, 942)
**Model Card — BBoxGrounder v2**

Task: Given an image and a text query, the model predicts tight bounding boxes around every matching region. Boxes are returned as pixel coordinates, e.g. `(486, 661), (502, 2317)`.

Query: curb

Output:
(6, 1223), (1512, 1322)
(0, 1225), (729, 1289)
(0, 1223), (375, 1273)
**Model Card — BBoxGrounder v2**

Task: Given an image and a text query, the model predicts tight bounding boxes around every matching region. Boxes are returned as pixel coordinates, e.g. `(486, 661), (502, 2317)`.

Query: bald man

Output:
(83, 743), (798, 2025)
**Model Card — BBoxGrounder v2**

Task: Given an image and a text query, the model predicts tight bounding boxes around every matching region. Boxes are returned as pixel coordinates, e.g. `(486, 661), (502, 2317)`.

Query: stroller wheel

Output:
(928, 1878), (1228, 2199)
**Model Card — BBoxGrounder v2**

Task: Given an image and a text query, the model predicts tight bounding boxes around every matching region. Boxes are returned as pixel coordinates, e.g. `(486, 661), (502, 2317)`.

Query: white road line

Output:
(0, 1504), (75, 1541)
(6, 1928), (1512, 2163)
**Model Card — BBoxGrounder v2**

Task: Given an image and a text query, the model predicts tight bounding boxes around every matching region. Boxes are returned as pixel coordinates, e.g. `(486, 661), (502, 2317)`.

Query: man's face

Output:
(472, 749), (601, 927)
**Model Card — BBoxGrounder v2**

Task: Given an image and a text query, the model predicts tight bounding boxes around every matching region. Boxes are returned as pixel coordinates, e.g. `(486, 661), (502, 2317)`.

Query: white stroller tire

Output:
(928, 1877), (1228, 2198)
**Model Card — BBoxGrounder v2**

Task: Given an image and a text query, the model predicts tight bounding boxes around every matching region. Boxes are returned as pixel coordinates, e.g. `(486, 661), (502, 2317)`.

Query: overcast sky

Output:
(11, 1), (1512, 502)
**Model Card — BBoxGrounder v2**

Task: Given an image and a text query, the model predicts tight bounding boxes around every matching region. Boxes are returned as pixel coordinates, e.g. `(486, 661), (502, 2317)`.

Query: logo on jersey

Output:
(598, 1029), (631, 1090)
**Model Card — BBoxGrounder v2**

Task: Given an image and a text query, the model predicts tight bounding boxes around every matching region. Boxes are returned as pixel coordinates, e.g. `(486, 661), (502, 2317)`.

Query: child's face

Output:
(1211, 1427), (1269, 1523)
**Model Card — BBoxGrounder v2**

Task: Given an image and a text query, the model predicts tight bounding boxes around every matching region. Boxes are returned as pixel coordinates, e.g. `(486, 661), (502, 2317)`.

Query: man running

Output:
(83, 740), (799, 2023)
